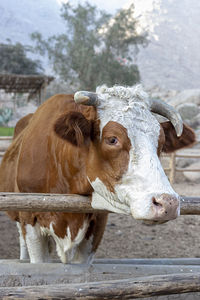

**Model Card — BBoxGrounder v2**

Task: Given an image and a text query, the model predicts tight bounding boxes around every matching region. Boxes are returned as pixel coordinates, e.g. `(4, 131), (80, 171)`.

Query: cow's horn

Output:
(150, 98), (183, 137)
(74, 91), (98, 106)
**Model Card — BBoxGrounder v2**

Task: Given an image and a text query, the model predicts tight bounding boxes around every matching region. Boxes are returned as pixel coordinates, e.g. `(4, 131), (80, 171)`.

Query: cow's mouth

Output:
(142, 220), (169, 226)
(91, 189), (130, 214)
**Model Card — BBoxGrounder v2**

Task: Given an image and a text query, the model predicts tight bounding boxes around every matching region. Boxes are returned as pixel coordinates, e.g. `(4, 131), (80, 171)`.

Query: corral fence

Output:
(164, 133), (200, 183)
(164, 148), (200, 183)
(0, 192), (200, 299)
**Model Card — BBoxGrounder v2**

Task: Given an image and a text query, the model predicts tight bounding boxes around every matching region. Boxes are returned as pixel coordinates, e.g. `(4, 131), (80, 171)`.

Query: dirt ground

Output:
(0, 179), (199, 261)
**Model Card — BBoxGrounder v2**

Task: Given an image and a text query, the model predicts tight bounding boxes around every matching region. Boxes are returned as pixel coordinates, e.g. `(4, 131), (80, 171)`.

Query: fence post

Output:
(169, 152), (176, 184)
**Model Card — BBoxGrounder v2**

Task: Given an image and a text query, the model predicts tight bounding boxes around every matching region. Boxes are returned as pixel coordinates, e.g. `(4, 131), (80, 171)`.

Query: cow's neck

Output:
(50, 139), (92, 195)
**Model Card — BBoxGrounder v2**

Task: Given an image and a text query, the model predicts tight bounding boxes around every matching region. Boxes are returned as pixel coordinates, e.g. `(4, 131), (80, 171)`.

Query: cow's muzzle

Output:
(150, 193), (180, 221)
(130, 193), (180, 221)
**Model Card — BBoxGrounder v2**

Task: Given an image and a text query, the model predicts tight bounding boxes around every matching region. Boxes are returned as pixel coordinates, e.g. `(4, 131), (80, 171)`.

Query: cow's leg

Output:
(52, 224), (87, 264)
(16, 222), (29, 260)
(25, 223), (51, 263)
(53, 236), (68, 264)
(70, 236), (94, 264)
(71, 213), (108, 264)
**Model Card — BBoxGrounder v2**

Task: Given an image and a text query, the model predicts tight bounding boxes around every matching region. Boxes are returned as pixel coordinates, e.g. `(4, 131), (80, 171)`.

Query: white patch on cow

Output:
(90, 177), (130, 214)
(16, 222), (29, 260)
(115, 146), (179, 219)
(25, 223), (50, 263)
(96, 85), (151, 136)
(89, 85), (179, 219)
(40, 220), (89, 264)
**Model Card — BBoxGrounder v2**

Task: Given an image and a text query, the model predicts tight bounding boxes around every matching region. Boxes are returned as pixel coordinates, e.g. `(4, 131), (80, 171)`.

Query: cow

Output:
(0, 85), (196, 264)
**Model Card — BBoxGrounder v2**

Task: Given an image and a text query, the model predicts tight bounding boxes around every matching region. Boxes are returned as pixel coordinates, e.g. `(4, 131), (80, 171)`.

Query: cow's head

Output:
(55, 85), (195, 222)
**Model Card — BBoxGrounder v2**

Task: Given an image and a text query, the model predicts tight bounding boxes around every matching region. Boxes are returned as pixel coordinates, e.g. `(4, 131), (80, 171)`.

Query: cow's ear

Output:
(161, 121), (196, 153)
(54, 111), (92, 146)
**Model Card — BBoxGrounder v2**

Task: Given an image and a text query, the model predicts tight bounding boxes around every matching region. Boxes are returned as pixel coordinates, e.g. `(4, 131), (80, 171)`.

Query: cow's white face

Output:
(89, 85), (180, 221)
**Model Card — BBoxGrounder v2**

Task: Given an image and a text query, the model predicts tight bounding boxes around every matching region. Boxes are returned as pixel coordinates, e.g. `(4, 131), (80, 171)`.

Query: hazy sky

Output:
(56, 0), (128, 13)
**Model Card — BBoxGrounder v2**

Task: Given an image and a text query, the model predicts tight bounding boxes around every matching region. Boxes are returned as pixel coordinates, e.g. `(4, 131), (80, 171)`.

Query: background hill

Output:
(134, 0), (200, 89)
(0, 0), (64, 45)
(1, 0), (200, 90)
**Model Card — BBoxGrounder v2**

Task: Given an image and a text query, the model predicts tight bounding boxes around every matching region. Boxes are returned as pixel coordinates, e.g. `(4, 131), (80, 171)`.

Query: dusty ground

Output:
(0, 179), (199, 260)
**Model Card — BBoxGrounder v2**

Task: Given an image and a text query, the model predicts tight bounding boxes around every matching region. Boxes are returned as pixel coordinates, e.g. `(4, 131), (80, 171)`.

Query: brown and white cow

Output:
(0, 85), (195, 264)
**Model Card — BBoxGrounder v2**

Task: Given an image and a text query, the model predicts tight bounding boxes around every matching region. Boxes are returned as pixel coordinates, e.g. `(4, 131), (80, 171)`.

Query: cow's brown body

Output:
(0, 86), (196, 263)
(0, 95), (108, 263)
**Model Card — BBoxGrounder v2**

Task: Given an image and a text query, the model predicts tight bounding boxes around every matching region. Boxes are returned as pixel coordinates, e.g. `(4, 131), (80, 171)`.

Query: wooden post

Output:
(38, 88), (41, 106)
(38, 79), (48, 105)
(0, 193), (199, 215)
(42, 80), (47, 102)
(13, 93), (16, 114)
(169, 152), (176, 184)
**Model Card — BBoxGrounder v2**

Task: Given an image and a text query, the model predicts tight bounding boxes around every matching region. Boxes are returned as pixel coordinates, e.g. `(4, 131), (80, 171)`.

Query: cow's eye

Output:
(106, 136), (118, 145)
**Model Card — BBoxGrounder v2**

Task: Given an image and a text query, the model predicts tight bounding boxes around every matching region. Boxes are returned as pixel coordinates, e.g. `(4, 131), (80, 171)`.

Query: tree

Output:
(0, 42), (43, 75)
(32, 2), (147, 90)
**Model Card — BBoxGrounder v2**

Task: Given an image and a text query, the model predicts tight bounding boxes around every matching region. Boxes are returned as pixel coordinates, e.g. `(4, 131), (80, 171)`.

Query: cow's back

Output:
(13, 113), (33, 139)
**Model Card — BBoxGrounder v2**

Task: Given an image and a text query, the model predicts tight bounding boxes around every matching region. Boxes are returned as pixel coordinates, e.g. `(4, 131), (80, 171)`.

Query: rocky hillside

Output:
(135, 0), (200, 90)
(149, 86), (200, 132)
(1, 0), (200, 90)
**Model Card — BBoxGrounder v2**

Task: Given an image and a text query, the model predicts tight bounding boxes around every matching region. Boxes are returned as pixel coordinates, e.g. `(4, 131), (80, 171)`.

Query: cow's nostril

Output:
(152, 197), (162, 207)
(149, 194), (179, 221)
